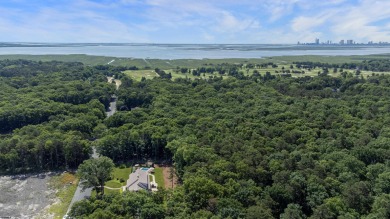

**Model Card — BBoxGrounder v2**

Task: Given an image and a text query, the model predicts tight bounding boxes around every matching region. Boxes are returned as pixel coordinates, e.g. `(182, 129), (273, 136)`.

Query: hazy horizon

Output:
(1, 43), (389, 59)
(1, 42), (389, 46)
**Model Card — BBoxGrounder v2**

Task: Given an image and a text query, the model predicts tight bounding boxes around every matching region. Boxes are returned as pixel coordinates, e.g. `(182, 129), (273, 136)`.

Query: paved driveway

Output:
(66, 185), (92, 214)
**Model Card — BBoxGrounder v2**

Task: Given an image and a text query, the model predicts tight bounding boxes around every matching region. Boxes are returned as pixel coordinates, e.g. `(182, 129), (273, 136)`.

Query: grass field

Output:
(2, 54), (390, 69)
(5, 53), (380, 81)
(90, 167), (132, 197)
(153, 167), (165, 189)
(169, 71), (217, 80)
(123, 70), (158, 81)
(105, 167), (131, 188)
(124, 69), (219, 81)
(245, 65), (390, 78)
(0, 54), (116, 66)
(104, 188), (121, 195)
(105, 180), (122, 188)
(265, 55), (363, 64)
(2, 54), (390, 80)
(91, 187), (121, 197)
(47, 172), (78, 219)
(45, 168), (130, 218)
(124, 66), (380, 81)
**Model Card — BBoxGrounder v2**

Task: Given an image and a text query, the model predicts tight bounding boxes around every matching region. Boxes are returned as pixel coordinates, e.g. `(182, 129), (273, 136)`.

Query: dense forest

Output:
(0, 60), (118, 171)
(1, 59), (390, 218)
(94, 68), (390, 218)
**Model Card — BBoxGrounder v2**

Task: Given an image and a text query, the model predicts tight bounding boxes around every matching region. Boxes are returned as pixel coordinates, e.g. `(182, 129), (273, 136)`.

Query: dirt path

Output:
(104, 186), (122, 190)
(143, 58), (151, 67)
(114, 79), (122, 89)
(107, 76), (121, 90)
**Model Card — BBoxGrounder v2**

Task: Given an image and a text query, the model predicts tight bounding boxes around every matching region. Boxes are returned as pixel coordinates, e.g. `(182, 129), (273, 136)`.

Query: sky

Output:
(1, 0), (390, 44)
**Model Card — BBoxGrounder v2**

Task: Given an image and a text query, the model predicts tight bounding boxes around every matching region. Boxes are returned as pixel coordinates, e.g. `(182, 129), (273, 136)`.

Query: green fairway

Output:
(265, 54), (390, 64)
(169, 71), (218, 80)
(2, 54), (390, 80)
(123, 69), (158, 80)
(124, 69), (219, 81)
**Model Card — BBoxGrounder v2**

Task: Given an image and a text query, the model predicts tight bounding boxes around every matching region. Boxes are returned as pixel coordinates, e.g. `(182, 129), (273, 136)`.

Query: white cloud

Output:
(216, 12), (260, 33)
(0, 3), (149, 43)
(132, 0), (262, 37)
(287, 0), (390, 43)
(292, 17), (322, 32)
(329, 0), (390, 42)
(291, 11), (335, 32)
(0, 0), (389, 43)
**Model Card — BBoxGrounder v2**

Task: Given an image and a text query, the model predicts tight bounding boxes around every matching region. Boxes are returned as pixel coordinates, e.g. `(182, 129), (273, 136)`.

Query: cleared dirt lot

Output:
(154, 164), (178, 189)
(0, 173), (58, 219)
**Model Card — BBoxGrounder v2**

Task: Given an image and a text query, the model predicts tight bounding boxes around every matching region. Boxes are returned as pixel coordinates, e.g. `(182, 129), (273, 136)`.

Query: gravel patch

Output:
(0, 173), (58, 219)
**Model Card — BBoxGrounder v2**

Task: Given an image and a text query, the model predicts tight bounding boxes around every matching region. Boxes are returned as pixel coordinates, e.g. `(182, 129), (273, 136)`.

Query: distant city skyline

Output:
(298, 38), (389, 45)
(1, 0), (390, 44)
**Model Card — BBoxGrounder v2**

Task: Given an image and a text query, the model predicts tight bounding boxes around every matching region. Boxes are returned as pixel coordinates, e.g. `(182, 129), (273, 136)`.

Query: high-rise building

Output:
(315, 38), (320, 44)
(339, 40), (345, 45)
(347, 40), (354, 44)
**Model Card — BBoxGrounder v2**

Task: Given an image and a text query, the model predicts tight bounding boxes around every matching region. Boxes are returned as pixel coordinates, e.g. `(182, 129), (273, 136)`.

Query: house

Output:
(124, 165), (158, 192)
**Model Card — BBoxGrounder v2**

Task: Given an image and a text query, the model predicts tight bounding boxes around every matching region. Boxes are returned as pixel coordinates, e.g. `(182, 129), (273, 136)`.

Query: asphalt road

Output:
(66, 79), (120, 216)
(91, 147), (99, 159)
(106, 98), (117, 118)
(66, 185), (92, 214)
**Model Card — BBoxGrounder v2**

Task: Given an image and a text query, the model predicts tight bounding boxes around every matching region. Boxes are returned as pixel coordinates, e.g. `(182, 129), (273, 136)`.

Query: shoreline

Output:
(0, 44), (390, 60)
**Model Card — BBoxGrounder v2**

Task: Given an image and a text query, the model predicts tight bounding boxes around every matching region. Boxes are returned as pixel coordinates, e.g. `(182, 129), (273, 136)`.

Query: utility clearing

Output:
(0, 173), (58, 218)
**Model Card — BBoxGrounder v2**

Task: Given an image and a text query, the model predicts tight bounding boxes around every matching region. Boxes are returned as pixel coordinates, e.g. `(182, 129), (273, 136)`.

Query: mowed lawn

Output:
(153, 167), (165, 189)
(105, 167), (131, 188)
